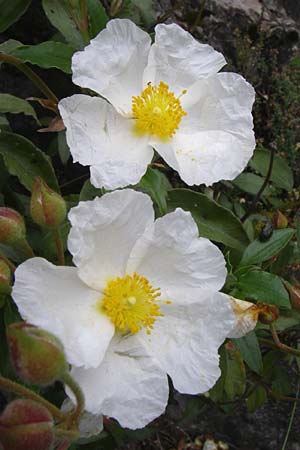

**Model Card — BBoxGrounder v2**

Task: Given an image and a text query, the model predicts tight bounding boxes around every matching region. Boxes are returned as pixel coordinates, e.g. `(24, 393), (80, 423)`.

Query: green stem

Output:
(0, 53), (58, 105)
(53, 229), (65, 265)
(79, 0), (90, 43)
(0, 374), (66, 421)
(280, 379), (300, 450)
(62, 372), (85, 426)
(54, 427), (79, 441)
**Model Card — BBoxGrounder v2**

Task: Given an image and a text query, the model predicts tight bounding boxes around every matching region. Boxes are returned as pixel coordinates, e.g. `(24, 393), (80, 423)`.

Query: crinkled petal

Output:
(59, 94), (153, 190)
(72, 19), (151, 114)
(226, 295), (259, 338)
(70, 334), (169, 429)
(12, 258), (114, 368)
(61, 399), (103, 440)
(153, 73), (255, 186)
(127, 208), (227, 299)
(68, 189), (154, 290)
(143, 23), (226, 94)
(139, 291), (235, 394)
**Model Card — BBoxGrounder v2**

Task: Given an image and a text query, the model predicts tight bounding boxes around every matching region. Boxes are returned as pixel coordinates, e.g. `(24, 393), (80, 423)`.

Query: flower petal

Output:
(72, 19), (151, 114)
(12, 258), (114, 368)
(140, 291), (235, 394)
(143, 23), (226, 94)
(127, 208), (227, 299)
(68, 189), (154, 291)
(153, 73), (256, 186)
(59, 94), (153, 190)
(61, 399), (103, 440)
(153, 73), (255, 186)
(70, 334), (169, 429)
(226, 295), (259, 338)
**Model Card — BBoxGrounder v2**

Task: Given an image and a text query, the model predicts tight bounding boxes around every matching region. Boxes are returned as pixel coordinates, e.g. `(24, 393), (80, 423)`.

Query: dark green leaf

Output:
(0, 39), (23, 67)
(86, 0), (108, 38)
(246, 386), (267, 412)
(233, 331), (263, 374)
(250, 147), (294, 191)
(80, 179), (105, 201)
(240, 228), (295, 266)
(12, 41), (76, 73)
(232, 173), (274, 197)
(167, 189), (249, 251)
(0, 0), (32, 32)
(58, 131), (70, 165)
(0, 93), (39, 123)
(237, 270), (290, 308)
(137, 167), (171, 215)
(0, 132), (59, 192)
(42, 0), (85, 49)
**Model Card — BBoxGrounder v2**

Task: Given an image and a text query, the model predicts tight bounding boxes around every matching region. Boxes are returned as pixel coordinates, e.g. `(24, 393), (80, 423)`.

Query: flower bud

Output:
(0, 259), (11, 294)
(7, 323), (68, 385)
(0, 399), (54, 450)
(284, 281), (300, 310)
(30, 177), (66, 229)
(257, 302), (279, 324)
(273, 210), (288, 229)
(0, 207), (26, 245)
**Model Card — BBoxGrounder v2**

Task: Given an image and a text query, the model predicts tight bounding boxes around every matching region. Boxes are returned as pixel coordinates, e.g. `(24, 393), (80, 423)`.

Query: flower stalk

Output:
(53, 229), (65, 266)
(62, 372), (85, 427)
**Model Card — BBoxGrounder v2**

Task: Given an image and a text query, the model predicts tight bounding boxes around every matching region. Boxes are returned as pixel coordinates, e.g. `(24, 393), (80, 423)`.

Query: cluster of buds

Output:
(0, 399), (54, 450)
(7, 322), (68, 386)
(0, 208), (26, 246)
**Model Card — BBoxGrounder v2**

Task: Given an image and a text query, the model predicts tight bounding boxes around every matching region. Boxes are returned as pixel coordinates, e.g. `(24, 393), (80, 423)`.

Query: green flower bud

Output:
(0, 259), (11, 294)
(0, 399), (54, 450)
(0, 208), (26, 245)
(7, 323), (68, 386)
(30, 177), (66, 229)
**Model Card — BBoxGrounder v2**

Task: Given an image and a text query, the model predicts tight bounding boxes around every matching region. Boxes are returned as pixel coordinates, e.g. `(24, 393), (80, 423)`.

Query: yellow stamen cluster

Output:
(100, 273), (168, 335)
(132, 82), (187, 140)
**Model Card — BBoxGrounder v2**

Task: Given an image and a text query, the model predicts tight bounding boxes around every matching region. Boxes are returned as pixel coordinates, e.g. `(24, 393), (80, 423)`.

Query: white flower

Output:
(12, 189), (236, 429)
(59, 19), (256, 190)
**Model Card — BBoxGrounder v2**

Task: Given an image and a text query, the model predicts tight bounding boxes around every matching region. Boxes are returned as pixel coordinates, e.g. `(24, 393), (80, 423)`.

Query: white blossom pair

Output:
(59, 19), (256, 190)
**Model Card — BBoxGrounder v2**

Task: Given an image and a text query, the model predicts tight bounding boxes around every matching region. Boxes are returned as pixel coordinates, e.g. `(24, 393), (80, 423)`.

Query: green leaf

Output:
(80, 179), (105, 201)
(233, 331), (263, 374)
(167, 189), (249, 251)
(246, 386), (267, 412)
(0, 132), (59, 192)
(250, 147), (294, 191)
(42, 0), (85, 49)
(137, 167), (171, 215)
(0, 0), (32, 32)
(58, 131), (70, 165)
(86, 0), (108, 38)
(237, 270), (291, 308)
(11, 41), (76, 74)
(232, 172), (274, 197)
(240, 228), (295, 266)
(0, 93), (39, 123)
(0, 39), (23, 67)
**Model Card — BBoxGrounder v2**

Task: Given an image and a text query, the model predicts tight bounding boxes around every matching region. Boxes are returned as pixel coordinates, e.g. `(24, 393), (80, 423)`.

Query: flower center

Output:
(132, 82), (187, 140)
(100, 273), (169, 335)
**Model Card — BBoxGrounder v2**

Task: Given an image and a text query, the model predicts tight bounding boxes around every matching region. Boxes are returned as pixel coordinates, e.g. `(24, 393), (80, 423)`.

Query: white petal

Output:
(140, 291), (235, 394)
(153, 73), (256, 186)
(59, 94), (153, 190)
(12, 258), (114, 368)
(72, 19), (151, 114)
(143, 23), (226, 94)
(226, 295), (259, 338)
(127, 208), (227, 299)
(70, 334), (169, 429)
(68, 189), (154, 291)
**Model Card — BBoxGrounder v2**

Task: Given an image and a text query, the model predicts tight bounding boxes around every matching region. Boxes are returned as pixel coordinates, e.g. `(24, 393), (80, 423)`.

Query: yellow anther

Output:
(132, 81), (187, 141)
(99, 273), (170, 335)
